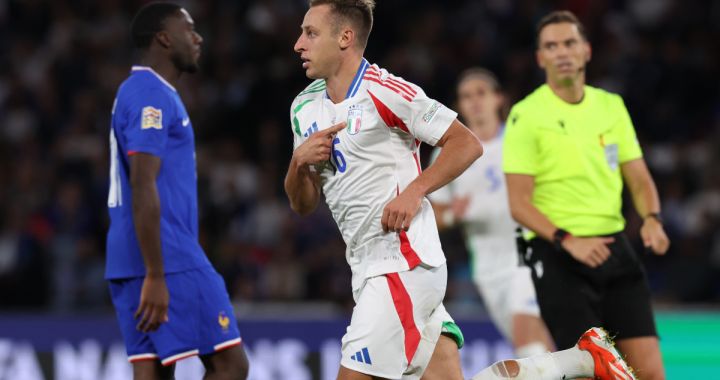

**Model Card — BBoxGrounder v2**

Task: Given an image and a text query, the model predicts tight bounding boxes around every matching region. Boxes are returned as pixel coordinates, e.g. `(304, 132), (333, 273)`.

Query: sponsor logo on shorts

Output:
(350, 347), (372, 365)
(218, 311), (231, 332)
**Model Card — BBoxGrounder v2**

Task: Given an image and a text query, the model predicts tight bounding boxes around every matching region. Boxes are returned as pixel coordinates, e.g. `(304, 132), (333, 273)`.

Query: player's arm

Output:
(621, 158), (669, 254)
(129, 152), (169, 333)
(383, 120), (482, 233)
(284, 122), (346, 215)
(506, 174), (613, 268)
(427, 147), (467, 231)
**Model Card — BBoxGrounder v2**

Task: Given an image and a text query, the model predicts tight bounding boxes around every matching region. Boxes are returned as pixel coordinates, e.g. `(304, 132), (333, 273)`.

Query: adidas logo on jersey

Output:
(303, 122), (319, 138)
(350, 347), (372, 365)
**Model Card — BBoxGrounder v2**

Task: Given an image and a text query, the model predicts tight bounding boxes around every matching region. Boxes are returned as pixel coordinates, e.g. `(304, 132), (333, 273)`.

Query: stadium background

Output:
(0, 0), (718, 378)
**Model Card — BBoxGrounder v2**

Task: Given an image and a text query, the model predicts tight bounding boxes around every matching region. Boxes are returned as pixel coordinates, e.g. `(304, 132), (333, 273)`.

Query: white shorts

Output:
(467, 235), (541, 341)
(341, 264), (454, 379)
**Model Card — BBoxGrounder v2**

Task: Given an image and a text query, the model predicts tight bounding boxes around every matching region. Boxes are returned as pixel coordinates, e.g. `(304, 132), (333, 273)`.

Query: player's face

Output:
(457, 77), (502, 126)
(536, 22), (591, 86)
(166, 9), (203, 73)
(294, 5), (342, 79)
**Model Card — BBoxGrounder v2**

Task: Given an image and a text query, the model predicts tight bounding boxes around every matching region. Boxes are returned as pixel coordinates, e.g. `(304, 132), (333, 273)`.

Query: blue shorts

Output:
(109, 267), (242, 366)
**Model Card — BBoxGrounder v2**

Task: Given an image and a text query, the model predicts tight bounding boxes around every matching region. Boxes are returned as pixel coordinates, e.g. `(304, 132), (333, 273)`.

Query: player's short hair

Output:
(536, 10), (588, 47)
(457, 67), (501, 93)
(130, 2), (182, 49)
(308, 0), (375, 49)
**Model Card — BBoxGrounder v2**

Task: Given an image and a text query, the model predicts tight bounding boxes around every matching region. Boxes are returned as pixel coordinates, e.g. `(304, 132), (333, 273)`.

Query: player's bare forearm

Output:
(408, 120), (483, 197)
(505, 173), (558, 241)
(130, 153), (164, 277)
(621, 158), (669, 253)
(284, 155), (321, 216)
(621, 159), (660, 218)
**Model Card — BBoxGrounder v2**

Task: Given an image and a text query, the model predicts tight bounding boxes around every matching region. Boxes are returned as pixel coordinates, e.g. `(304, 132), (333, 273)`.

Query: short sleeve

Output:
(123, 88), (174, 157)
(366, 75), (457, 146)
(616, 98), (643, 163)
(427, 147), (453, 204)
(290, 97), (314, 151)
(502, 106), (539, 175)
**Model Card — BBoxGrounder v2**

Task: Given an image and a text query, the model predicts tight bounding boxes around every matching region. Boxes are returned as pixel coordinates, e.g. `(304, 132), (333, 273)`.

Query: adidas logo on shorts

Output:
(350, 347), (372, 365)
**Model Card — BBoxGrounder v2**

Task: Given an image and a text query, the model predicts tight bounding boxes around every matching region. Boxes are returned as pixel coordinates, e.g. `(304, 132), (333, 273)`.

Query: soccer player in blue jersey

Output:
(106, 3), (248, 379)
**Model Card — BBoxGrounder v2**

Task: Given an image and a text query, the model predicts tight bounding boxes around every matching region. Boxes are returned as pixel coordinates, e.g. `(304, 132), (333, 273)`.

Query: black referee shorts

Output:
(525, 232), (657, 349)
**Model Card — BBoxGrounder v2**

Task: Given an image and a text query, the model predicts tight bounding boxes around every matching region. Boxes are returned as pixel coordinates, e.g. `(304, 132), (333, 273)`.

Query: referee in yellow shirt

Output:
(504, 11), (668, 380)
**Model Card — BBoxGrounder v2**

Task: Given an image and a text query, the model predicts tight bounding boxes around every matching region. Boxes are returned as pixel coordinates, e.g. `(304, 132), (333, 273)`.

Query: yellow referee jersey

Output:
(503, 84), (643, 236)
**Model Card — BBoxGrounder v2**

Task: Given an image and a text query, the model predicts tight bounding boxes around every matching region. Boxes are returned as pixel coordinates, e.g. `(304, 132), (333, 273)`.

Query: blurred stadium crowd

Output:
(0, 0), (718, 313)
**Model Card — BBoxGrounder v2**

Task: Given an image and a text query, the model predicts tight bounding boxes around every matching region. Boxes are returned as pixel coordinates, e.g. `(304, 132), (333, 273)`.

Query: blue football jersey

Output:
(105, 66), (211, 279)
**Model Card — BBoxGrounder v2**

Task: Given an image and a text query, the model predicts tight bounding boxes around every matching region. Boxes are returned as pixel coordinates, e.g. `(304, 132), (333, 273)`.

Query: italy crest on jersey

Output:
(347, 105), (363, 135)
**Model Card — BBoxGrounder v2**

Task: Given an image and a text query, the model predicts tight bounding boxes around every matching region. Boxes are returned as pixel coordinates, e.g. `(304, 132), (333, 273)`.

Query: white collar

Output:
(131, 66), (177, 92)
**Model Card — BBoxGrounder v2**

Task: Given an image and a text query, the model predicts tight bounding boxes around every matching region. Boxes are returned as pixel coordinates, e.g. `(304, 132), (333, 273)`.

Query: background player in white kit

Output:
(285, 1), (638, 379)
(429, 68), (554, 358)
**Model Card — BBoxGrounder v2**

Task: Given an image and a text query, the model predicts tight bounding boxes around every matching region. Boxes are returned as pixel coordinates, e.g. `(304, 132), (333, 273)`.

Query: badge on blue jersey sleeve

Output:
(141, 106), (163, 130)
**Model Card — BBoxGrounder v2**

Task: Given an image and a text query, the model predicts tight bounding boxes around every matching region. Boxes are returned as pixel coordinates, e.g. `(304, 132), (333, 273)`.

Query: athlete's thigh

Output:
(200, 344), (249, 379)
(616, 336), (665, 380)
(340, 265), (448, 379)
(469, 240), (518, 339)
(340, 274), (407, 379)
(509, 265), (541, 318)
(337, 365), (387, 380)
(108, 277), (161, 364)
(602, 240), (657, 341)
(132, 361), (174, 380)
(152, 268), (242, 366)
(420, 335), (463, 380)
(528, 238), (602, 349)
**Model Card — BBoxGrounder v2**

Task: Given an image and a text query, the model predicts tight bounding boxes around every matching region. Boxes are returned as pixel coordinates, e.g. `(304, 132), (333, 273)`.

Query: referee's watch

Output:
(644, 212), (663, 224)
(553, 228), (572, 251)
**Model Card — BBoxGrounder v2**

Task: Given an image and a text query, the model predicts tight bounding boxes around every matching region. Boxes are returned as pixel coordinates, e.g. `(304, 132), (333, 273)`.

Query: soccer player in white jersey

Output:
(285, 1), (638, 379)
(428, 68), (554, 358)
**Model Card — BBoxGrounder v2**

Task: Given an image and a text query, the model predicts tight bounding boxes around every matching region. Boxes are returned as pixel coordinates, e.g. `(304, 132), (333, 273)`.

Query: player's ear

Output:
(495, 91), (506, 110)
(584, 42), (592, 63)
(535, 49), (545, 69)
(338, 27), (354, 50)
(155, 31), (172, 49)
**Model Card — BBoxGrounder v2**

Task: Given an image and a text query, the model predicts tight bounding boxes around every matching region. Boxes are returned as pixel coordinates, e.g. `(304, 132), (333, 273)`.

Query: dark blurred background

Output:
(0, 0), (719, 315)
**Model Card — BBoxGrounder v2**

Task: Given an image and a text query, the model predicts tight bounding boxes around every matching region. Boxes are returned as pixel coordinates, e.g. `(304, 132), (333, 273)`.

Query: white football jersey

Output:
(290, 59), (458, 290)
(428, 128), (517, 254)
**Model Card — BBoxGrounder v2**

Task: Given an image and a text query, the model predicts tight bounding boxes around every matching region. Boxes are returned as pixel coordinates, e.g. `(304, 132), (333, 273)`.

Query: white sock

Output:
(515, 341), (548, 358)
(551, 346), (594, 378)
(471, 353), (561, 380)
(471, 347), (595, 380)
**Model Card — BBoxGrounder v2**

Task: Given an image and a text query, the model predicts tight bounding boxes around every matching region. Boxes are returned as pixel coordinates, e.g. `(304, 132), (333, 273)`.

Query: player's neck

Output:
(548, 76), (585, 104)
(469, 118), (501, 141)
(325, 55), (363, 104)
(139, 55), (182, 88)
